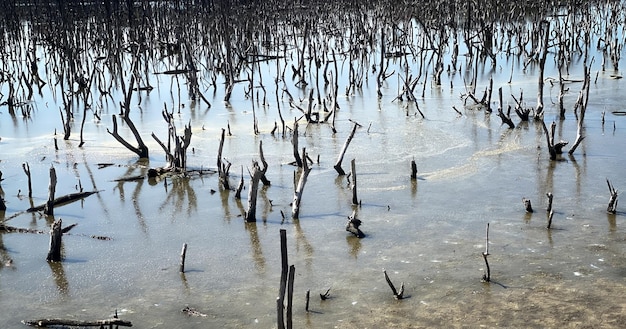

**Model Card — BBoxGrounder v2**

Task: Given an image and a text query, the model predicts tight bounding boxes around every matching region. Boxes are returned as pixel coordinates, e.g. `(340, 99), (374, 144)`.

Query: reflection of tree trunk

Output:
(48, 261), (69, 297)
(245, 222), (265, 272)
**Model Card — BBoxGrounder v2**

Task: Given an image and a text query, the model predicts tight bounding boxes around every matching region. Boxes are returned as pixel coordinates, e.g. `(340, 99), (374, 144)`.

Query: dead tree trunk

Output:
(536, 20), (550, 119)
(292, 148), (311, 219)
(44, 166), (57, 216)
(22, 162), (32, 198)
(46, 218), (62, 262)
(607, 179), (619, 214)
(245, 141), (268, 222)
(179, 243), (188, 273)
(107, 50), (149, 159)
(291, 119), (302, 167)
(497, 87), (515, 129)
(334, 122), (358, 175)
(217, 128), (231, 190)
(350, 159), (358, 205)
(569, 64), (591, 155)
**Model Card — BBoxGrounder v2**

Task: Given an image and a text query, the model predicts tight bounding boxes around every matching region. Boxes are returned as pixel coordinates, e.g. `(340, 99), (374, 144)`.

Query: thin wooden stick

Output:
(179, 243), (188, 273)
(482, 223), (491, 282)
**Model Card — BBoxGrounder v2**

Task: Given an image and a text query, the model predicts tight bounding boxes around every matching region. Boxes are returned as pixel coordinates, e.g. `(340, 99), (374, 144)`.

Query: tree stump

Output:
(46, 218), (63, 262)
(44, 166), (57, 216)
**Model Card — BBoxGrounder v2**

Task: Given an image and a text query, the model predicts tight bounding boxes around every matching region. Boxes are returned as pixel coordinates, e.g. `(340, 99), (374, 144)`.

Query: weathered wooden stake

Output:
(350, 159), (358, 205)
(546, 192), (553, 213)
(179, 243), (188, 273)
(482, 223), (491, 282)
(291, 119), (302, 167)
(305, 289), (310, 312)
(44, 166), (57, 216)
(286, 264), (295, 329)
(46, 218), (62, 262)
(410, 159), (418, 179)
(278, 229), (288, 329)
(547, 210), (554, 229)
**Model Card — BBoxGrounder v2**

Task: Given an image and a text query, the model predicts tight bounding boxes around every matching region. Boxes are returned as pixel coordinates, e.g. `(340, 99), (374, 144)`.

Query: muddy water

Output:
(2, 4), (626, 329)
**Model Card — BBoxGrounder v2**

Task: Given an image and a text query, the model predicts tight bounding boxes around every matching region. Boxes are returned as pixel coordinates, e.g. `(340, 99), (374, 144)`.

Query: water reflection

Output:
(48, 261), (69, 298)
(244, 221), (265, 273)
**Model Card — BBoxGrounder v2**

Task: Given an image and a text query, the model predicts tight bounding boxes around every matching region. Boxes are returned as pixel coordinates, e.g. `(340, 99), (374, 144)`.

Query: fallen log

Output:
(22, 318), (132, 327)
(27, 191), (99, 213)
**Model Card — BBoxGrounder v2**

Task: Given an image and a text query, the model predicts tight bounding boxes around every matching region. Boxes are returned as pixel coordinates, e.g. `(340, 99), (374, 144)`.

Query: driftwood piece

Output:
(46, 218), (62, 262)
(292, 148), (311, 219)
(346, 210), (365, 238)
(22, 318), (132, 327)
(607, 179), (619, 214)
(291, 119), (302, 167)
(181, 306), (207, 317)
(27, 191), (99, 212)
(43, 166), (57, 216)
(334, 122), (358, 175)
(523, 198), (534, 213)
(383, 269), (404, 299)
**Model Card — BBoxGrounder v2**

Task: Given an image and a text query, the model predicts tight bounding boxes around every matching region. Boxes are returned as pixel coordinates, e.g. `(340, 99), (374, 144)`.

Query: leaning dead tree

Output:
(383, 269), (404, 300)
(334, 122), (359, 175)
(607, 179), (619, 214)
(245, 141), (269, 222)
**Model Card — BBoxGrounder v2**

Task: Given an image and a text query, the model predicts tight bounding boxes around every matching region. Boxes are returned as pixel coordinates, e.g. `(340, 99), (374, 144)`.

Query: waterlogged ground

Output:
(2, 3), (626, 329)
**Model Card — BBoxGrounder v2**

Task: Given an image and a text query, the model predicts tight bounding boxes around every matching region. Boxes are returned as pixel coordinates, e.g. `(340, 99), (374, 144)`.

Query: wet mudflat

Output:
(1, 0), (626, 328)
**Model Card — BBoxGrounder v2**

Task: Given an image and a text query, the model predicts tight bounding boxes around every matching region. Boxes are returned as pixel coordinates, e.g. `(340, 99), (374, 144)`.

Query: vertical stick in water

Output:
(179, 243), (188, 273)
(44, 166), (57, 216)
(286, 265), (295, 329)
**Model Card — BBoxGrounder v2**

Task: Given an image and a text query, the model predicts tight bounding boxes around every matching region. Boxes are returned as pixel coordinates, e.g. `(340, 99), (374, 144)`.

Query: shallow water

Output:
(2, 1), (626, 328)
